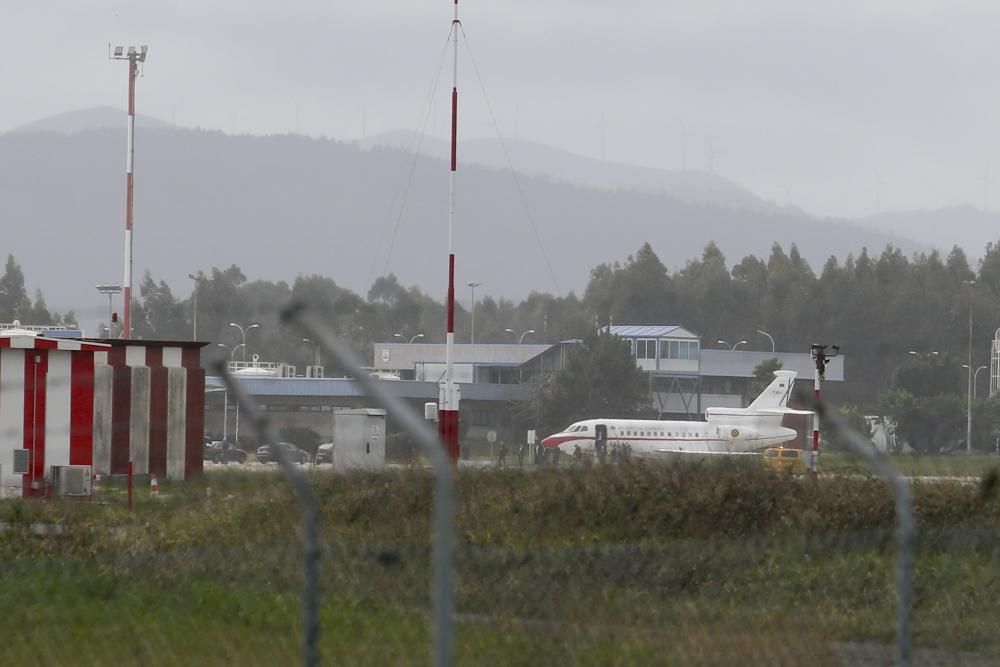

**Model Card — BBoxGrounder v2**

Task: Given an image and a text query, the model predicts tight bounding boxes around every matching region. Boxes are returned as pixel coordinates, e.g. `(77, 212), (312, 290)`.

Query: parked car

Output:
(206, 441), (247, 464)
(314, 442), (334, 464)
(256, 442), (309, 465)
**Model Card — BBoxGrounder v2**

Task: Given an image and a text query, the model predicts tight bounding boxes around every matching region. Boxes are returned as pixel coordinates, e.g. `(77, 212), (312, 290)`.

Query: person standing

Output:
(498, 441), (508, 468)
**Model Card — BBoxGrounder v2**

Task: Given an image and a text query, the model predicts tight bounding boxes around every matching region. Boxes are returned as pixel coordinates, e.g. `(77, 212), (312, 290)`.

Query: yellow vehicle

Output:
(763, 446), (806, 475)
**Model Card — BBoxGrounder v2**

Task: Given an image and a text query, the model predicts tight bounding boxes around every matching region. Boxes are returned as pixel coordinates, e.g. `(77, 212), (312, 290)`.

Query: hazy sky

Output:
(5, 1), (1000, 218)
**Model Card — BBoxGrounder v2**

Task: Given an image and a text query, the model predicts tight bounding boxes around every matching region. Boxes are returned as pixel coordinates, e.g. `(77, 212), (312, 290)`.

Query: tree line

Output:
(6, 235), (1000, 451)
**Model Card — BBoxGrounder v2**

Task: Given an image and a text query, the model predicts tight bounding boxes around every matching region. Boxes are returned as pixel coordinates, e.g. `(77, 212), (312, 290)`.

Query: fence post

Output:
(214, 361), (322, 667)
(818, 402), (914, 667)
(284, 302), (456, 667)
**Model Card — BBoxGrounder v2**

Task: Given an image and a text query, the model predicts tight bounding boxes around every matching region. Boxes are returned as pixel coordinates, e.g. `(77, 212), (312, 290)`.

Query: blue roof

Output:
(603, 325), (683, 338)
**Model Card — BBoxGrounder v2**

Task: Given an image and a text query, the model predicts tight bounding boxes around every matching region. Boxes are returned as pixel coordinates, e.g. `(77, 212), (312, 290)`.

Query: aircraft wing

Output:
(754, 408), (814, 416)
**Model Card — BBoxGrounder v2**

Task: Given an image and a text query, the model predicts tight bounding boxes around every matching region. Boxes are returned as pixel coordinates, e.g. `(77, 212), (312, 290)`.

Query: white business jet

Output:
(540, 371), (807, 456)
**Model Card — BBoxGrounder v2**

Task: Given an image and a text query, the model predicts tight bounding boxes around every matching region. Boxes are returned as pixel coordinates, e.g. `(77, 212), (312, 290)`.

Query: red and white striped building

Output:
(0, 331), (205, 498)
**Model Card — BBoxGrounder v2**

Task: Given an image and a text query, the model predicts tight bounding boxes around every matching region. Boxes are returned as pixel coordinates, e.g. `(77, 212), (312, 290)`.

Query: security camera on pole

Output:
(809, 343), (840, 476)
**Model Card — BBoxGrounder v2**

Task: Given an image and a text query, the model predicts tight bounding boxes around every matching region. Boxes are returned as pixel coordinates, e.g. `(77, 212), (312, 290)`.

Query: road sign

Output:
(527, 430), (536, 445)
(487, 430), (497, 444)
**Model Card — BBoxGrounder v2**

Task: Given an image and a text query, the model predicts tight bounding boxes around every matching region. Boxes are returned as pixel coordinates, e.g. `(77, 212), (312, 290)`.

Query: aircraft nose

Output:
(541, 435), (554, 448)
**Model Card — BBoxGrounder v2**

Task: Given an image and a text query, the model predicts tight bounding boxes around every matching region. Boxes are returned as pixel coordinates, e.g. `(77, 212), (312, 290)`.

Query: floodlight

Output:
(127, 46), (136, 55)
(114, 46), (124, 57)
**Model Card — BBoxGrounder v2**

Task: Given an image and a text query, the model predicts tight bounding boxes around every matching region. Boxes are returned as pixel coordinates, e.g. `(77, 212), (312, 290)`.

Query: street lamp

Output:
(187, 273), (200, 340)
(756, 329), (775, 352)
(217, 342), (242, 361)
(717, 339), (747, 351)
(229, 322), (259, 363)
(468, 281), (482, 345)
(907, 350), (940, 360)
(96, 285), (122, 337)
(964, 279), (976, 453)
(393, 332), (425, 344)
(505, 328), (535, 344)
(302, 338), (321, 367)
(963, 364), (988, 399)
(216, 343), (243, 444)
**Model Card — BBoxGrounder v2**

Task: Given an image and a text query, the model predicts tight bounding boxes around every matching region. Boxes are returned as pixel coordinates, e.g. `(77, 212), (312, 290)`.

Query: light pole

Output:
(756, 329), (775, 352)
(96, 285), (122, 337)
(965, 279), (976, 453)
(217, 343), (242, 444)
(468, 281), (481, 345)
(229, 322), (259, 363)
(302, 338), (321, 367)
(907, 350), (940, 361)
(217, 342), (243, 361)
(187, 273), (199, 340)
(505, 328), (535, 344)
(109, 44), (149, 339)
(992, 327), (1000, 399)
(963, 364), (988, 399)
(393, 332), (425, 344)
(717, 339), (747, 351)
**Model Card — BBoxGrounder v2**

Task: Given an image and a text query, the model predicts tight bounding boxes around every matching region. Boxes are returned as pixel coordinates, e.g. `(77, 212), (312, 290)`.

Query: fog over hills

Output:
(1, 108), (970, 333)
(361, 131), (774, 212)
(863, 205), (1000, 258)
(9, 106), (172, 135)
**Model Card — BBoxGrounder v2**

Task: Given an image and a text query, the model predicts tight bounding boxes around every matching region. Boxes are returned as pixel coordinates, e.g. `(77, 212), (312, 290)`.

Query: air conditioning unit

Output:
(424, 402), (438, 421)
(52, 465), (92, 497)
(306, 365), (324, 378)
(282, 364), (297, 378)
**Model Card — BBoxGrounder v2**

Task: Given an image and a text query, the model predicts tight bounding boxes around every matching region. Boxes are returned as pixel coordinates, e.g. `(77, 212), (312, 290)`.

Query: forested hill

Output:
(1, 120), (917, 320)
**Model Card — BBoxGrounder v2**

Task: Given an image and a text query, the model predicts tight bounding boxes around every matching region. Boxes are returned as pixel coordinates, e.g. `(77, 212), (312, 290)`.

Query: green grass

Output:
(3, 460), (1000, 664)
(821, 451), (1000, 478)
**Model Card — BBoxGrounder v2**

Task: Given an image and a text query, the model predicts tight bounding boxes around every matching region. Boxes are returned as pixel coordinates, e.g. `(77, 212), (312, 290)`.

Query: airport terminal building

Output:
(206, 324), (843, 447)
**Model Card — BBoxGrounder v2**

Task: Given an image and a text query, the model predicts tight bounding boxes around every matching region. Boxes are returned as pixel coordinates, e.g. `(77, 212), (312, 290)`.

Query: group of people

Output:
(493, 440), (633, 467)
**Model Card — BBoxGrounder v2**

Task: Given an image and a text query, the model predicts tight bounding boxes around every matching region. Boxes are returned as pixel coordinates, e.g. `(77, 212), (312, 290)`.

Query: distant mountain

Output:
(861, 205), (1000, 258)
(361, 130), (774, 212)
(0, 110), (933, 334)
(7, 106), (172, 135)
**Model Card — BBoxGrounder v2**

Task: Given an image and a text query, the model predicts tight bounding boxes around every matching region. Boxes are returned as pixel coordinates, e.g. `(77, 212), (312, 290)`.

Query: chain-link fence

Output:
(3, 304), (1000, 666)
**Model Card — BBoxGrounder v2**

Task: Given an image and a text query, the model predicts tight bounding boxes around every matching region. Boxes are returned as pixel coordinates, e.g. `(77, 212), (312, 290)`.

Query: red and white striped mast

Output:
(109, 44), (148, 338)
(439, 1), (462, 461)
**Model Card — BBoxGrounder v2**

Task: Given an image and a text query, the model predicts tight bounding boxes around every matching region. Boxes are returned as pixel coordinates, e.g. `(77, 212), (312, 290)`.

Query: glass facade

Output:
(658, 339), (699, 361)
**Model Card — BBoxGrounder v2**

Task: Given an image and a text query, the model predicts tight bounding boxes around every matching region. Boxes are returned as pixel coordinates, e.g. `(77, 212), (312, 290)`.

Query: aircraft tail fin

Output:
(747, 370), (797, 411)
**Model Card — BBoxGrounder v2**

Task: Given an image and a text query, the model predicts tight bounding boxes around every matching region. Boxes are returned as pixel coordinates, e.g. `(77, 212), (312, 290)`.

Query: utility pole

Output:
(965, 280), (976, 454)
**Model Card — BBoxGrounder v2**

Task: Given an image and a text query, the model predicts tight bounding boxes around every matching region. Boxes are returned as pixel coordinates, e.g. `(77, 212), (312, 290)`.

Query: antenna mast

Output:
(439, 0), (462, 461)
